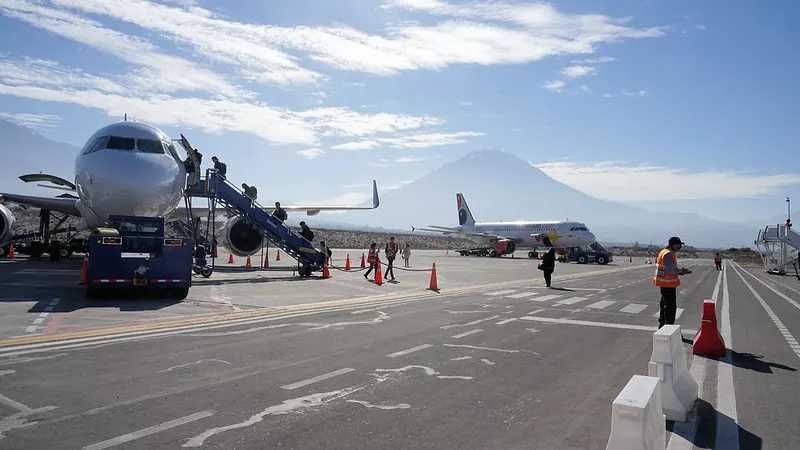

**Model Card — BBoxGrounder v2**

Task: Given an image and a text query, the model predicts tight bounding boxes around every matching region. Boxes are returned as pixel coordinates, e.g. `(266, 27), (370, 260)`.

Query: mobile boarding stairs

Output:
(754, 224), (800, 278)
(183, 170), (327, 278)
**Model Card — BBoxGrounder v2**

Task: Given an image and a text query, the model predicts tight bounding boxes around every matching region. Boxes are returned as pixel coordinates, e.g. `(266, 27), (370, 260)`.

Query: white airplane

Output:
(412, 193), (596, 258)
(0, 120), (380, 257)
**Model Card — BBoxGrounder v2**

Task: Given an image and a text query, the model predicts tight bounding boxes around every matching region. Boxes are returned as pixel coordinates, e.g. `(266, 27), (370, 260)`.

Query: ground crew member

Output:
(364, 243), (380, 281)
(384, 236), (398, 281)
(714, 252), (722, 271)
(654, 236), (692, 328)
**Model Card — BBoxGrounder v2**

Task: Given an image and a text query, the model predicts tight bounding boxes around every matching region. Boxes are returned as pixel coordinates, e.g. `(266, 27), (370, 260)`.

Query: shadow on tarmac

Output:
(730, 351), (797, 374)
(193, 275), (325, 286)
(27, 295), (182, 313)
(666, 399), (763, 449)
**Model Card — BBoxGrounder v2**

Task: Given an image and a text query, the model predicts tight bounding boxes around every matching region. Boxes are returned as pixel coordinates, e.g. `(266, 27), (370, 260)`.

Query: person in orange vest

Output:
(364, 242), (380, 281)
(384, 236), (398, 281)
(654, 236), (692, 329)
(714, 252), (722, 271)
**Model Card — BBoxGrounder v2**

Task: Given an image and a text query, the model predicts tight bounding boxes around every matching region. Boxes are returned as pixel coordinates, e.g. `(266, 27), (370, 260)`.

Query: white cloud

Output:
(543, 80), (565, 92)
(342, 182), (370, 189)
(460, 101), (473, 106)
(602, 89), (646, 98)
(0, 112), (61, 128)
(561, 65), (596, 78)
(579, 84), (592, 93)
(694, 25), (706, 31)
(310, 91), (329, 104)
(533, 161), (800, 202)
(0, 58), (125, 93)
(369, 156), (439, 167)
(297, 148), (324, 160)
(333, 131), (484, 150)
(345, 82), (366, 87)
(574, 56), (617, 64)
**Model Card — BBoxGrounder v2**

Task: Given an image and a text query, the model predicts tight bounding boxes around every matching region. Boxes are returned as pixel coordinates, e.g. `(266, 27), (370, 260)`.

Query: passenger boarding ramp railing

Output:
(195, 170), (326, 276)
(755, 224), (799, 274)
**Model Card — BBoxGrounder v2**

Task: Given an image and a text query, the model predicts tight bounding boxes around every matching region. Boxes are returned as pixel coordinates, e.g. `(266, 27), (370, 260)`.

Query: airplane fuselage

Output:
(461, 221), (596, 249)
(73, 122), (186, 228)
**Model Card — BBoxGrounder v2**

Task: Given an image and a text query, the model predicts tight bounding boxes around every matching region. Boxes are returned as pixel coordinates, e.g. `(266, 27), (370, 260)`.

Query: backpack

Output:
(307, 230), (314, 242)
(327, 248), (332, 258)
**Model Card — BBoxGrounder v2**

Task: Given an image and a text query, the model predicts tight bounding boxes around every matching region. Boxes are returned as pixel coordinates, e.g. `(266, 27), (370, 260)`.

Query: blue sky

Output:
(0, 0), (798, 223)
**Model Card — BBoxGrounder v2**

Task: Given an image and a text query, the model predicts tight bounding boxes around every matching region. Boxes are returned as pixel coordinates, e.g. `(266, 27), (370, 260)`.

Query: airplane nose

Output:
(587, 232), (596, 243)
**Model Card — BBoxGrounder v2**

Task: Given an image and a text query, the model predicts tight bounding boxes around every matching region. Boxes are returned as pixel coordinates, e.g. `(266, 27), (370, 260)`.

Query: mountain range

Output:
(0, 119), (786, 247)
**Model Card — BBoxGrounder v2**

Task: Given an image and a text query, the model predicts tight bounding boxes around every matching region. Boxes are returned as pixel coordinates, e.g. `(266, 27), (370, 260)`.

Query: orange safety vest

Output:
(653, 248), (681, 288)
(714, 255), (722, 263)
(367, 249), (378, 264)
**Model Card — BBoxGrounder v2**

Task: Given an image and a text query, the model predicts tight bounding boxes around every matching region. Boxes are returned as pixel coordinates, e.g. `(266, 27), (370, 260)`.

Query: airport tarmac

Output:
(0, 252), (798, 449)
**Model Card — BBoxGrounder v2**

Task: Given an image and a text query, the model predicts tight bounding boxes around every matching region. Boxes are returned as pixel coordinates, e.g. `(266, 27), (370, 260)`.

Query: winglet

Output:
(372, 179), (380, 208)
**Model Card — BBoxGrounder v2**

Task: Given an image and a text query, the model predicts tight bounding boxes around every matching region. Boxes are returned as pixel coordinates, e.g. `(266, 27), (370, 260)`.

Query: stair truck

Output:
(85, 215), (194, 299)
(566, 241), (612, 265)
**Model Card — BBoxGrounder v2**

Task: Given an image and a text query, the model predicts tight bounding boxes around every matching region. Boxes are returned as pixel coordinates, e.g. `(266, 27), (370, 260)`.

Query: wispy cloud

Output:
(561, 65), (596, 79)
(574, 56), (617, 64)
(543, 80), (565, 92)
(460, 101), (473, 106)
(0, 112), (61, 129)
(297, 148), (324, 160)
(602, 89), (646, 98)
(694, 25), (706, 31)
(0, 58), (125, 93)
(369, 156), (439, 167)
(579, 85), (592, 93)
(534, 161), (800, 202)
(331, 141), (382, 151)
(310, 91), (329, 105)
(333, 131), (484, 150)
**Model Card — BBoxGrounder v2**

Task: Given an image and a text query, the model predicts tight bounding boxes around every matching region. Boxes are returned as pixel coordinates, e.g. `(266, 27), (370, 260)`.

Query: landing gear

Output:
(298, 264), (313, 277)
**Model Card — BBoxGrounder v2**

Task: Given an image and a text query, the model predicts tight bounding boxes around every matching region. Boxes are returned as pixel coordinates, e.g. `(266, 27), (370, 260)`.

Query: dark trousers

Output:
(543, 268), (553, 287)
(386, 256), (395, 279)
(365, 264), (378, 278)
(658, 287), (677, 328)
(715, 261), (722, 271)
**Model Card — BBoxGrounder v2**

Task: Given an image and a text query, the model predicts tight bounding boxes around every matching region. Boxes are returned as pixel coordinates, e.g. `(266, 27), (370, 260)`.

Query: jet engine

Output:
(493, 239), (516, 255)
(0, 203), (15, 246)
(219, 216), (263, 257)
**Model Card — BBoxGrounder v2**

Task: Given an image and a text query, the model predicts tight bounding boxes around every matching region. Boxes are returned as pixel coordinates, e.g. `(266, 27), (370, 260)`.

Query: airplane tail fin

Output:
(456, 193), (476, 227)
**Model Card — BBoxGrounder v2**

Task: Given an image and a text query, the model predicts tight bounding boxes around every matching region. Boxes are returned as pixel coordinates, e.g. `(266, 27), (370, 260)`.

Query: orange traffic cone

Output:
(246, 255), (252, 268)
(8, 244), (15, 259)
(374, 262), (383, 285)
(228, 254), (234, 264)
(446, 249), (449, 255)
(427, 262), (439, 291)
(78, 253), (88, 285)
(263, 254), (269, 268)
(360, 253), (366, 268)
(276, 250), (281, 261)
(345, 254), (351, 271)
(322, 260), (330, 279)
(213, 245), (218, 258)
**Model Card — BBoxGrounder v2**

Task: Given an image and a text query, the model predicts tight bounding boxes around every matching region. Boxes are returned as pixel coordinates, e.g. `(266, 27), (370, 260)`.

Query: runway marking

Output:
(0, 394), (34, 413)
(25, 298), (60, 334)
(485, 289), (517, 296)
(0, 370), (15, 376)
(375, 365), (438, 376)
(158, 359), (231, 373)
(83, 410), (213, 450)
(529, 294), (561, 302)
(586, 300), (616, 310)
(506, 292), (539, 299)
(735, 263), (800, 312)
(716, 264), (739, 448)
(450, 356), (472, 361)
(731, 263), (800, 360)
(443, 310), (487, 314)
(280, 367), (356, 390)
(438, 375), (473, 380)
(451, 329), (482, 339)
(652, 308), (684, 320)
(386, 344), (433, 358)
(441, 315), (501, 329)
(554, 296), (587, 306)
(495, 318), (517, 325)
(443, 343), (535, 354)
(480, 358), (495, 366)
(619, 303), (648, 314)
(519, 316), (697, 334)
(346, 400), (410, 410)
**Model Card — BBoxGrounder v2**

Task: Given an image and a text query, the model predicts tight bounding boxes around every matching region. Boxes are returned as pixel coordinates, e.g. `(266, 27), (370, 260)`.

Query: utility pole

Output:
(787, 197), (791, 222)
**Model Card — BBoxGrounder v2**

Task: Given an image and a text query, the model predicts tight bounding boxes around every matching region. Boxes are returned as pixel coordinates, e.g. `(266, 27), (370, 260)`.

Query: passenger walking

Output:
(241, 183), (257, 204)
(272, 202), (288, 223)
(539, 248), (556, 288)
(364, 243), (380, 281)
(384, 236), (398, 281)
(298, 221), (314, 242)
(319, 240), (332, 262)
(211, 156), (227, 179)
(714, 252), (722, 271)
(402, 243), (411, 267)
(654, 237), (692, 329)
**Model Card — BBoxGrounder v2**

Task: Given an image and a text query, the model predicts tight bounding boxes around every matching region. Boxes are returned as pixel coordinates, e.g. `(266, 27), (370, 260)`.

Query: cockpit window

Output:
(83, 136), (109, 155)
(137, 139), (165, 154)
(106, 136), (136, 151)
(165, 142), (181, 161)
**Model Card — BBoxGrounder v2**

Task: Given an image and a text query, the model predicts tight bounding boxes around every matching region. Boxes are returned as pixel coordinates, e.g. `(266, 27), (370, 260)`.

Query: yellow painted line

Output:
(0, 263), (649, 348)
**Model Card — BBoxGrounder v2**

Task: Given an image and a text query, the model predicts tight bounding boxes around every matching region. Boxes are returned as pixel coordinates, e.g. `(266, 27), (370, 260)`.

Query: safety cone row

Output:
(246, 255), (252, 268)
(322, 260), (330, 279)
(8, 244), (15, 259)
(374, 262), (383, 285)
(276, 250), (281, 261)
(263, 254), (269, 268)
(427, 262), (439, 291)
(78, 253), (88, 285)
(345, 253), (351, 271)
(228, 254), (234, 264)
(693, 299), (726, 357)
(360, 253), (366, 268)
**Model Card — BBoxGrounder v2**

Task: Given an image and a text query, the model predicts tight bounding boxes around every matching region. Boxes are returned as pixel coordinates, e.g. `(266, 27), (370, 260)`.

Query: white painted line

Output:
(716, 264), (739, 448)
(735, 263), (800, 312)
(386, 344), (433, 358)
(32, 317), (45, 325)
(495, 318), (517, 325)
(619, 304), (648, 314)
(0, 394), (33, 413)
(451, 329), (483, 339)
(519, 316), (697, 334)
(586, 300), (616, 310)
(675, 308), (684, 320)
(506, 292), (539, 299)
(529, 294), (561, 302)
(82, 410), (213, 450)
(24, 326), (38, 333)
(485, 289), (517, 296)
(731, 263), (800, 360)
(441, 315), (501, 329)
(554, 296), (587, 306)
(280, 368), (356, 390)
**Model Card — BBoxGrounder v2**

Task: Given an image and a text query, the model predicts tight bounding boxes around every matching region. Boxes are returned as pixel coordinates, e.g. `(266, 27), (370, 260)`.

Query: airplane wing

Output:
(412, 225), (510, 241)
(175, 179), (380, 218)
(0, 192), (80, 216)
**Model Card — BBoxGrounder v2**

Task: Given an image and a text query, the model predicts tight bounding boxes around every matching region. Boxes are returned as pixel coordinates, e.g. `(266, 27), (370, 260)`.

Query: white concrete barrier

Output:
(606, 375), (666, 450)
(647, 324), (698, 422)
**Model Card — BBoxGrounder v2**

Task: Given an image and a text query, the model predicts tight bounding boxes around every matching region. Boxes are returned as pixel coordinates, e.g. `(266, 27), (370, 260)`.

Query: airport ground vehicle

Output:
(565, 242), (612, 265)
(85, 215), (193, 299)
